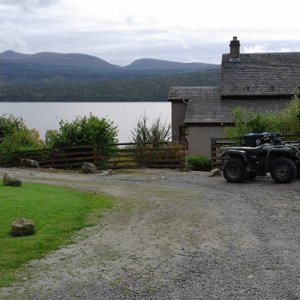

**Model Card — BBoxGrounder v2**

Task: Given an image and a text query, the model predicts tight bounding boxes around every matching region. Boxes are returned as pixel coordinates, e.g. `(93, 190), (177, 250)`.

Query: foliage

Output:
(226, 96), (300, 138)
(0, 68), (220, 102)
(187, 155), (211, 171)
(0, 182), (113, 287)
(45, 114), (118, 153)
(265, 95), (300, 134)
(0, 129), (43, 155)
(0, 114), (24, 142)
(0, 114), (44, 156)
(131, 114), (171, 146)
(225, 108), (269, 139)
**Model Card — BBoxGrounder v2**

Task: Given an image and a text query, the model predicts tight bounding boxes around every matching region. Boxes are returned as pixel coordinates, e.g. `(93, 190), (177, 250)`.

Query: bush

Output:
(45, 114), (118, 154)
(266, 95), (300, 134)
(0, 114), (44, 157)
(225, 108), (270, 139)
(131, 114), (171, 146)
(0, 114), (24, 142)
(187, 155), (211, 171)
(226, 96), (300, 138)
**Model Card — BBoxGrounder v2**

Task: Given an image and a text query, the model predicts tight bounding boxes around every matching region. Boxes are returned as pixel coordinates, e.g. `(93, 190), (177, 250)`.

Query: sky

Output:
(1, 0), (300, 66)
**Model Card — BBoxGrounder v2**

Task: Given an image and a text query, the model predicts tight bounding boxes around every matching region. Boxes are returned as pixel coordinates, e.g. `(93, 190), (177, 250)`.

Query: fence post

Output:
(180, 142), (186, 170)
(211, 138), (217, 169)
(93, 144), (98, 166)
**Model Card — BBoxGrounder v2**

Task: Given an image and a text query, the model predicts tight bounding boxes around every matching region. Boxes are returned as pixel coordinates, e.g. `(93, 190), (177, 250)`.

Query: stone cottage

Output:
(168, 36), (300, 157)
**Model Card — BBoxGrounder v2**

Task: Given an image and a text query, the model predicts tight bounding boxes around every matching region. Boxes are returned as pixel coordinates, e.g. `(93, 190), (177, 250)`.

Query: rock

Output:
(209, 168), (222, 177)
(81, 162), (98, 174)
(3, 172), (22, 187)
(20, 158), (39, 168)
(100, 169), (112, 176)
(11, 218), (35, 237)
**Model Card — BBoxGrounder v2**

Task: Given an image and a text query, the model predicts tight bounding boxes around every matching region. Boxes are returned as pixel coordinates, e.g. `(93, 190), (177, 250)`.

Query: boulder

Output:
(3, 172), (22, 187)
(209, 168), (222, 177)
(11, 218), (35, 237)
(100, 169), (112, 176)
(20, 158), (40, 168)
(81, 162), (98, 174)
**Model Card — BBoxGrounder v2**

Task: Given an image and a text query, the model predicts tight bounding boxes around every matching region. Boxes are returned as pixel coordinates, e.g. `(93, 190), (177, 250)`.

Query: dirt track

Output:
(0, 167), (299, 299)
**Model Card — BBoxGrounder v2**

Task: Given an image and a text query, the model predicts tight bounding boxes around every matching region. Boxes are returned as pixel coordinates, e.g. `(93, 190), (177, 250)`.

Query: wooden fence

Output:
(210, 138), (239, 169)
(1, 142), (186, 170)
(211, 134), (300, 169)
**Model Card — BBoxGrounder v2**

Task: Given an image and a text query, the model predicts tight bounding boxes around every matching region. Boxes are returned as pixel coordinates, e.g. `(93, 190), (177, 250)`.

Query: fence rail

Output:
(1, 142), (186, 170)
(211, 138), (239, 169)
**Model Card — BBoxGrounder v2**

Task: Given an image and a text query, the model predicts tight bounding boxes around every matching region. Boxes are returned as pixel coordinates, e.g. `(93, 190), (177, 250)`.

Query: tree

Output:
(45, 114), (118, 152)
(131, 114), (171, 145)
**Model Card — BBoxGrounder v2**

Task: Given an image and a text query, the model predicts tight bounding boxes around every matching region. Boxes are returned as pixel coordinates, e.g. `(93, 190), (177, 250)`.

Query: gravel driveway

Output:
(0, 167), (299, 300)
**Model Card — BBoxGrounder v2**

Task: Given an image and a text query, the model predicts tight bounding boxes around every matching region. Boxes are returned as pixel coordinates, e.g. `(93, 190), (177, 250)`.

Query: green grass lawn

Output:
(0, 182), (113, 287)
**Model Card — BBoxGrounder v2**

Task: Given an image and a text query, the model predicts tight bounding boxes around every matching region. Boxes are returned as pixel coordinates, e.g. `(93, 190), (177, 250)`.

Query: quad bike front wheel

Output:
(223, 158), (246, 183)
(270, 158), (297, 183)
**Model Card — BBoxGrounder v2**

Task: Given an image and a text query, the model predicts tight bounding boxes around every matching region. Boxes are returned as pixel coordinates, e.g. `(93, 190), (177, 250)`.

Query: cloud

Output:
(0, 22), (29, 52)
(0, 0), (57, 9)
(280, 48), (291, 52)
(1, 0), (300, 65)
(244, 44), (267, 53)
(242, 41), (300, 55)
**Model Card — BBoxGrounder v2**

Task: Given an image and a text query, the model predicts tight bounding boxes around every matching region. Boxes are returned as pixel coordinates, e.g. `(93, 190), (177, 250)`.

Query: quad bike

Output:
(221, 133), (300, 183)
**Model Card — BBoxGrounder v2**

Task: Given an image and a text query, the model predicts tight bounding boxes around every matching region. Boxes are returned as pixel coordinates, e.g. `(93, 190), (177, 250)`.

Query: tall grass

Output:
(0, 182), (113, 287)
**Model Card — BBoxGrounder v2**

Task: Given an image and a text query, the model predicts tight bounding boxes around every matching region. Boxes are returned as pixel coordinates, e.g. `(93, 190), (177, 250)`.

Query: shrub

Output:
(131, 114), (171, 146)
(0, 114), (44, 157)
(0, 114), (25, 143)
(45, 114), (118, 155)
(265, 95), (300, 134)
(226, 96), (300, 138)
(225, 108), (270, 139)
(187, 155), (211, 171)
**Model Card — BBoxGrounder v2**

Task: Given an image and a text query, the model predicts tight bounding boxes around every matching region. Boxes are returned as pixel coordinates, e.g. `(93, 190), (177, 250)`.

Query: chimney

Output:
(229, 36), (240, 61)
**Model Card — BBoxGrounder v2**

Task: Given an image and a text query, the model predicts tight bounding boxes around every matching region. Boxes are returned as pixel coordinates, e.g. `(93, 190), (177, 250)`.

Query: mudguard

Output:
(221, 149), (248, 161)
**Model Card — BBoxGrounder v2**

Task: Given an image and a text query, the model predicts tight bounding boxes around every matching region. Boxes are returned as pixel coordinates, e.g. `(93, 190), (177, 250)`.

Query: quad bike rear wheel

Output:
(270, 158), (297, 183)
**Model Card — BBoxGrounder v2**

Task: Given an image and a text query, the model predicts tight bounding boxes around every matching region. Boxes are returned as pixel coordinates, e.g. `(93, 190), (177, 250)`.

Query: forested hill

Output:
(0, 50), (220, 102)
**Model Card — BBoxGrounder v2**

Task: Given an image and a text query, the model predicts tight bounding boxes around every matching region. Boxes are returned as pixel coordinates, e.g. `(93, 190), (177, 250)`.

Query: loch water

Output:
(0, 102), (171, 142)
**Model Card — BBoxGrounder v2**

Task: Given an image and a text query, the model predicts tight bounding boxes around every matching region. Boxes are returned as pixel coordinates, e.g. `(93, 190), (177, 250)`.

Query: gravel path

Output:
(0, 167), (299, 299)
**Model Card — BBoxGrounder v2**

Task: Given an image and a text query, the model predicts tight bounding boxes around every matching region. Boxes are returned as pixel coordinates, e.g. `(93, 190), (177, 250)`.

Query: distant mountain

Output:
(0, 50), (31, 60)
(0, 50), (119, 70)
(0, 50), (218, 72)
(125, 58), (217, 71)
(0, 50), (220, 102)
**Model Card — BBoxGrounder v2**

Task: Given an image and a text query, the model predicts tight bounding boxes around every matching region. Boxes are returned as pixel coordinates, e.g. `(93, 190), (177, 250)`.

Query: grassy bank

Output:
(0, 182), (113, 287)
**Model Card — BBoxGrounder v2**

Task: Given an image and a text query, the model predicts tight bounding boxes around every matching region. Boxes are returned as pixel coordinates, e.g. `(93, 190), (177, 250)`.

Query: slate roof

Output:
(221, 52), (300, 97)
(168, 86), (290, 124)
